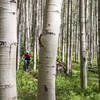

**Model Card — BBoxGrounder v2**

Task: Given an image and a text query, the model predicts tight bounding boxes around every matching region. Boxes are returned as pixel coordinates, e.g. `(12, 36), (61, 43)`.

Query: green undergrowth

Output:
(17, 61), (99, 100)
(17, 70), (38, 100)
(56, 72), (99, 100)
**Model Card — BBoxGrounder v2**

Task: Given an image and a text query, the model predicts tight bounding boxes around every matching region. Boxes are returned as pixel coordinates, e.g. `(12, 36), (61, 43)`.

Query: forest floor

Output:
(17, 60), (100, 100)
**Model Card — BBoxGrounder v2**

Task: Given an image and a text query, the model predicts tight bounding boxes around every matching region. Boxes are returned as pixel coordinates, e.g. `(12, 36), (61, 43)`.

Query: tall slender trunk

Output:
(61, 1), (66, 62)
(66, 0), (70, 75)
(33, 0), (38, 70)
(37, 0), (62, 100)
(58, 34), (61, 56)
(16, 0), (22, 70)
(89, 0), (93, 67)
(98, 0), (100, 92)
(26, 0), (31, 51)
(96, 0), (99, 64)
(61, 29), (65, 62)
(85, 0), (89, 51)
(75, 21), (79, 63)
(79, 0), (87, 88)
(0, 0), (17, 100)
(69, 0), (73, 75)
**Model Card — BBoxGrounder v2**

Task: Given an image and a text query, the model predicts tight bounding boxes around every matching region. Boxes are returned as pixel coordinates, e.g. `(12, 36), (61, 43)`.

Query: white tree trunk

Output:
(16, 0), (21, 70)
(33, 37), (37, 70)
(89, 0), (93, 67)
(61, 32), (65, 62)
(32, 0), (38, 71)
(98, 0), (100, 92)
(66, 0), (70, 75)
(61, 1), (66, 62)
(0, 0), (17, 100)
(69, 0), (73, 74)
(80, 0), (87, 88)
(75, 21), (79, 63)
(37, 0), (62, 100)
(26, 0), (31, 51)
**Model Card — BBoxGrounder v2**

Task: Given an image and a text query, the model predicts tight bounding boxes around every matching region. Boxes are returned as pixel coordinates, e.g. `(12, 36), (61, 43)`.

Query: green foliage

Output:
(17, 70), (37, 100)
(92, 59), (97, 65)
(17, 57), (99, 100)
(88, 58), (97, 67)
(56, 62), (99, 100)
(57, 56), (62, 61)
(56, 72), (80, 100)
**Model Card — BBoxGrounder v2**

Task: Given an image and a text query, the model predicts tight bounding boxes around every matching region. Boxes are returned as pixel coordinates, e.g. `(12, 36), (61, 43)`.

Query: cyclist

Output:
(22, 51), (32, 71)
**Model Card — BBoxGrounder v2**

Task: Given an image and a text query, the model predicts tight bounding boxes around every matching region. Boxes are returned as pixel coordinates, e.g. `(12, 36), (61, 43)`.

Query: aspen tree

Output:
(98, 0), (100, 92)
(0, 0), (17, 99)
(69, 0), (73, 74)
(33, 0), (37, 70)
(66, 0), (70, 75)
(61, 0), (66, 62)
(37, 0), (62, 100)
(16, 0), (22, 70)
(89, 0), (93, 67)
(79, 0), (87, 88)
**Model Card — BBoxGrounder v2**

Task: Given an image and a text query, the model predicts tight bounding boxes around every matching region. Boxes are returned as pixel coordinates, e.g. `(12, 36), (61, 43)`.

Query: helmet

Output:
(26, 50), (30, 54)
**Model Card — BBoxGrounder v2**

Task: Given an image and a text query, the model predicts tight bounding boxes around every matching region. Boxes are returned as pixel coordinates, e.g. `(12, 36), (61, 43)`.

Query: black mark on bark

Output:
(0, 41), (7, 46)
(39, 34), (44, 48)
(48, 24), (50, 26)
(83, 57), (86, 62)
(44, 85), (48, 92)
(10, 0), (16, 3)
(12, 12), (15, 15)
(45, 30), (56, 35)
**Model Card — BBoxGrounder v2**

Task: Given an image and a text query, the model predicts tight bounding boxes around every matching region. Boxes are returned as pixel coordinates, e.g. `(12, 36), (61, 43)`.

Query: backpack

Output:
(24, 53), (31, 60)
